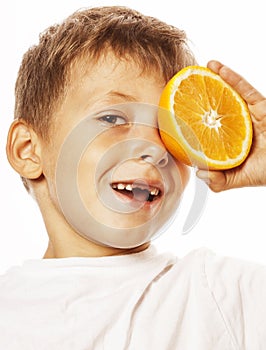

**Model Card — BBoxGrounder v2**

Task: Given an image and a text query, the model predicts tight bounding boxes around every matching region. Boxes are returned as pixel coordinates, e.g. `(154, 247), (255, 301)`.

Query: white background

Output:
(0, 0), (266, 273)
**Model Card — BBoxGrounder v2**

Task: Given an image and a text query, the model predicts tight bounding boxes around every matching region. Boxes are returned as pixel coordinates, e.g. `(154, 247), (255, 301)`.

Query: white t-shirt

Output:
(0, 246), (265, 350)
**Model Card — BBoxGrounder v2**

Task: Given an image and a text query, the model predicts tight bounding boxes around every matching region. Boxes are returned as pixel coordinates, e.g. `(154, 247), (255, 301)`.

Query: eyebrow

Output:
(105, 90), (138, 102)
(84, 90), (139, 113)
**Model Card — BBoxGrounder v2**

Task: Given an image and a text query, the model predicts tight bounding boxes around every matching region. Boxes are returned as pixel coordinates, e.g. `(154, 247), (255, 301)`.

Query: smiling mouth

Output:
(111, 182), (162, 202)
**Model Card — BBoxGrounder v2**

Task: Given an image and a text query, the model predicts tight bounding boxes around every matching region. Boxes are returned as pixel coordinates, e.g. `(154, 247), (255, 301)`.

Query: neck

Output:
(43, 237), (150, 259)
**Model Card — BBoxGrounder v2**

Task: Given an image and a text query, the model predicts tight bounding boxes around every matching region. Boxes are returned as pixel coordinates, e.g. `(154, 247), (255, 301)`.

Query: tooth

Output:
(150, 188), (159, 196)
(117, 183), (125, 190)
(113, 182), (160, 195)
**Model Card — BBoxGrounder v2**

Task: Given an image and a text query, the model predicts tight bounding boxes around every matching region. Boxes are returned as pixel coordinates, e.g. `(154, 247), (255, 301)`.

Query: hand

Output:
(197, 60), (266, 192)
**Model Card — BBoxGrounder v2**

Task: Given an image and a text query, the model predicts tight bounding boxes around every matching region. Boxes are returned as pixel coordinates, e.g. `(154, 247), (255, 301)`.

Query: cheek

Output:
(77, 126), (131, 174)
(173, 160), (190, 191)
(39, 142), (64, 210)
(164, 163), (188, 212)
(168, 164), (189, 226)
(41, 142), (60, 182)
(76, 134), (112, 197)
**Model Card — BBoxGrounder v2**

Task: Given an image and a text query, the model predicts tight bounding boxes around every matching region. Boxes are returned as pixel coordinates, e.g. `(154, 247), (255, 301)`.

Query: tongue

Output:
(132, 188), (150, 202)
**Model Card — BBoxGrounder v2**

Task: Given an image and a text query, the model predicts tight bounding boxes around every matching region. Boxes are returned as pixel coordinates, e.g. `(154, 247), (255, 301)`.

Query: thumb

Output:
(196, 169), (234, 192)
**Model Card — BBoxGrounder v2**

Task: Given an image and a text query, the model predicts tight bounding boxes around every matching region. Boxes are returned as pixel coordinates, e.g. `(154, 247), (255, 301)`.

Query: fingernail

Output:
(196, 170), (211, 184)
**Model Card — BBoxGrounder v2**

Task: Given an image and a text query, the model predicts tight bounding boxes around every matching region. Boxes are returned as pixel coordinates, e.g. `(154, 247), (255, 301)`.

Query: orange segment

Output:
(158, 66), (253, 170)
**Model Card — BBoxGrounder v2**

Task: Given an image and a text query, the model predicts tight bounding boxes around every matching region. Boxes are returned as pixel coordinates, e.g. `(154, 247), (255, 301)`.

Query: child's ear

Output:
(6, 119), (43, 179)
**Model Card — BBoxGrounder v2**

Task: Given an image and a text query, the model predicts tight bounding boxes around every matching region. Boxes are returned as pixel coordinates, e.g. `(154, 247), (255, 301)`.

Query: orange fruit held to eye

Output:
(158, 66), (253, 170)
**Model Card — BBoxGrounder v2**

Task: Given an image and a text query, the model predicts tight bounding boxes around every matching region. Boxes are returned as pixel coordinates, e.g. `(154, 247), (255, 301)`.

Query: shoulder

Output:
(174, 248), (266, 348)
(203, 249), (266, 291)
(201, 249), (266, 348)
(173, 246), (266, 289)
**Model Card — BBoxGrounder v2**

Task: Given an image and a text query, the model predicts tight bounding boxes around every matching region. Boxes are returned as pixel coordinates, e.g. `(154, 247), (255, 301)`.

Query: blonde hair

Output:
(15, 6), (196, 138)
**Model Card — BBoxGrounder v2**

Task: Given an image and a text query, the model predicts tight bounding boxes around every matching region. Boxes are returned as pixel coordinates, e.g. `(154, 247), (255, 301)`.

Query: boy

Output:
(1, 5), (266, 349)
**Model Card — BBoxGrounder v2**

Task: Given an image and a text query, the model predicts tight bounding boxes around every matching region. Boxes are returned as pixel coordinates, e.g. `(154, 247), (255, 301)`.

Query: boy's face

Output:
(41, 52), (189, 248)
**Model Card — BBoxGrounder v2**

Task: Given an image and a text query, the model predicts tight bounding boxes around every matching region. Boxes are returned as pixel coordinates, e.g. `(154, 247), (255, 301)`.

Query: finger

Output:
(207, 60), (265, 106)
(196, 169), (231, 192)
(207, 60), (223, 73)
(248, 100), (266, 121)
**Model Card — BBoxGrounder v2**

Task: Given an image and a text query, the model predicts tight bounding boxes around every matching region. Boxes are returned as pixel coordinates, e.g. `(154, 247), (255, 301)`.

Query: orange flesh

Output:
(172, 73), (248, 161)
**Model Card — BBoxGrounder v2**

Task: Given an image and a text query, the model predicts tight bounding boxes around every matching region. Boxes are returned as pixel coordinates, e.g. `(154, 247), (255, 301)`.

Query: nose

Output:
(129, 124), (169, 168)
(140, 149), (168, 167)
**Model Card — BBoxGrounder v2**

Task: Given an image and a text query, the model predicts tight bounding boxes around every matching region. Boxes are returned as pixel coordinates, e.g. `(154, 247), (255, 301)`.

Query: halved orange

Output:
(158, 66), (253, 170)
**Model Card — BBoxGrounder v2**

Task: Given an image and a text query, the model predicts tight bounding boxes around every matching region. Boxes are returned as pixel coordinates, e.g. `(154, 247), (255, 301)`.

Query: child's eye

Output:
(99, 115), (127, 126)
